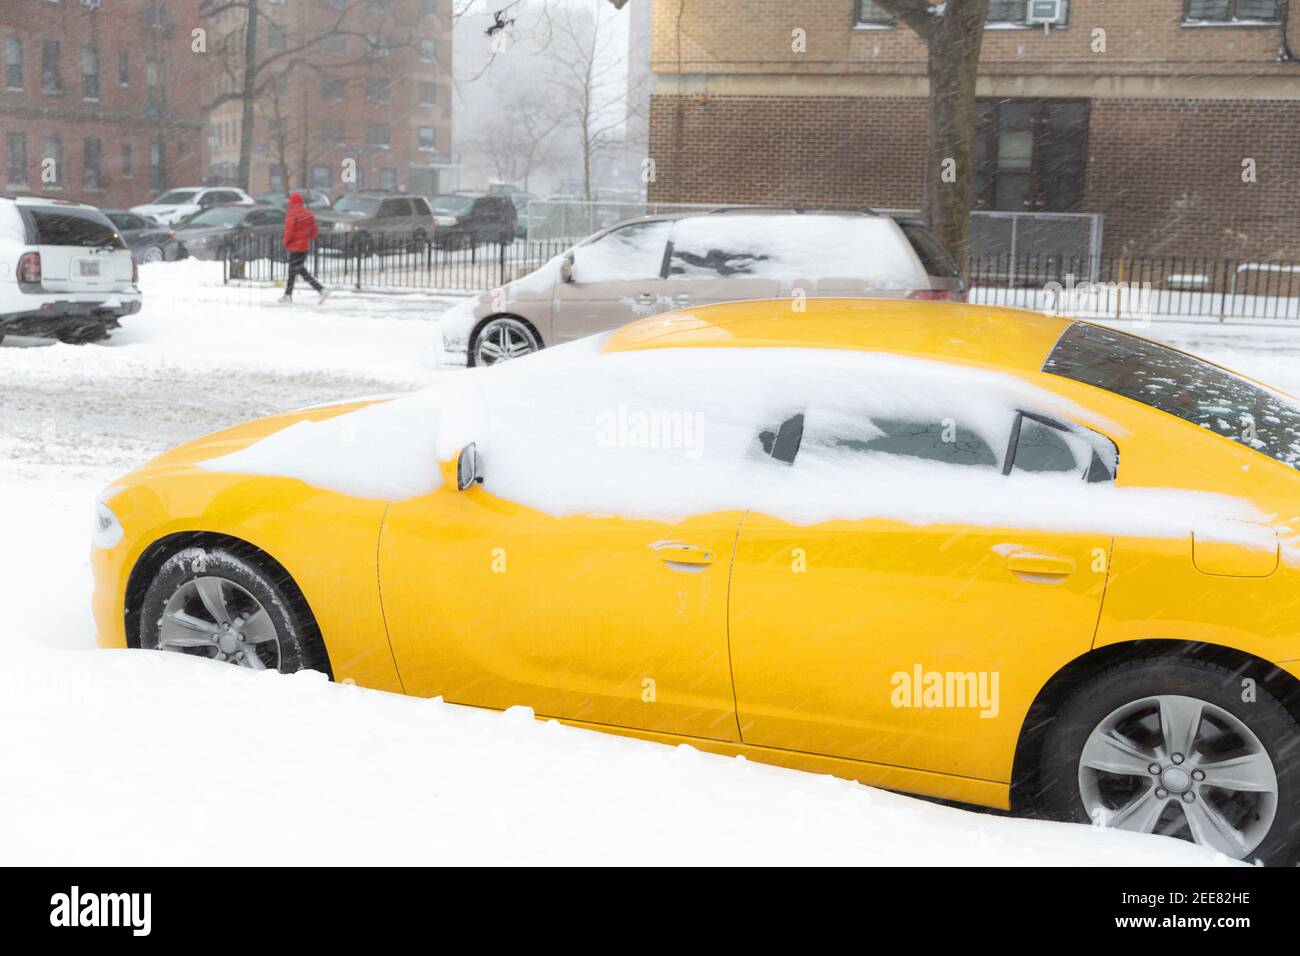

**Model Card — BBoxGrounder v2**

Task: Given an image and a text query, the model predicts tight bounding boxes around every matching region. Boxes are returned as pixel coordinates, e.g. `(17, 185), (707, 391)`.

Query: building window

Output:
(1183, 0), (1280, 23)
(5, 131), (27, 185)
(418, 126), (435, 150)
(269, 164), (284, 191)
(367, 0), (392, 12)
(987, 0), (1027, 21)
(365, 124), (390, 147)
(379, 168), (397, 191)
(83, 137), (102, 190)
(4, 36), (22, 91)
(320, 121), (345, 148)
(365, 77), (390, 104)
(310, 165), (331, 189)
(41, 135), (63, 187)
(118, 51), (130, 86)
(80, 45), (100, 100)
(322, 34), (347, 57)
(418, 82), (436, 107)
(855, 1), (895, 26)
(419, 0), (437, 15)
(420, 39), (437, 62)
(320, 77), (345, 102)
(974, 98), (1090, 213)
(267, 23), (287, 53)
(149, 139), (165, 190)
(146, 59), (164, 111)
(122, 143), (133, 178)
(41, 40), (62, 94)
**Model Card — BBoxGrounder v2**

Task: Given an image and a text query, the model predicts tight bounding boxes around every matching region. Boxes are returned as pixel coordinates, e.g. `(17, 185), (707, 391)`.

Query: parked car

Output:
(509, 191), (538, 239)
(0, 194), (141, 344)
(429, 193), (517, 248)
(315, 192), (434, 254)
(438, 207), (967, 367)
(130, 186), (257, 227)
(173, 204), (287, 260)
(103, 210), (182, 263)
(93, 299), (1300, 863)
(256, 190), (331, 211)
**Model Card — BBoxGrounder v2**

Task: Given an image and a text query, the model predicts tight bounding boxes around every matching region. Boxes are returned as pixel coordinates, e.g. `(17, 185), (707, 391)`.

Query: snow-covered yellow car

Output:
(92, 299), (1300, 863)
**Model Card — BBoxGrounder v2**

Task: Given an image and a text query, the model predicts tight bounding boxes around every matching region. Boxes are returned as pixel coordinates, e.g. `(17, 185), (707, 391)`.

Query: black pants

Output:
(285, 251), (322, 295)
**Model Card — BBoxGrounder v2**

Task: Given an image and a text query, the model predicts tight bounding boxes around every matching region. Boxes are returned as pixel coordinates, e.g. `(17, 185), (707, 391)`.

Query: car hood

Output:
(314, 210), (368, 225)
(124, 399), (393, 479)
(175, 224), (235, 240)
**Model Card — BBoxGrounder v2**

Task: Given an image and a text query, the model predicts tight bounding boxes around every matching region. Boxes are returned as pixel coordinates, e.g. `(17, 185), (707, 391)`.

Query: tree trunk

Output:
(921, 1), (988, 274)
(237, 0), (260, 191)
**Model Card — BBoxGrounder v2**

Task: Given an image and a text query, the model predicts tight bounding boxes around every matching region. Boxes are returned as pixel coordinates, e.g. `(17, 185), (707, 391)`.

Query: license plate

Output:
(79, 261), (101, 277)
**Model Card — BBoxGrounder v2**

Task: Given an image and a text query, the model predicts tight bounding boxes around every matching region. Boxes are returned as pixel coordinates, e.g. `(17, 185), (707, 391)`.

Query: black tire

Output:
(55, 322), (108, 344)
(1037, 655), (1300, 864)
(138, 544), (329, 676)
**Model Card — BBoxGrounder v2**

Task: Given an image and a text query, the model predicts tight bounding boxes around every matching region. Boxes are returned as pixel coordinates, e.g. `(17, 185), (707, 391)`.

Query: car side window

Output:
(1008, 412), (1118, 483)
(781, 410), (1002, 471)
(379, 198), (408, 218)
(570, 220), (672, 283)
(668, 217), (768, 278)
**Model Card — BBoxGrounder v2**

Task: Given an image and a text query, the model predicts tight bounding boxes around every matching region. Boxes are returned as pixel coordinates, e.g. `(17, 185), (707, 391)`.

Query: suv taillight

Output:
(132, 256), (139, 283)
(16, 251), (41, 291)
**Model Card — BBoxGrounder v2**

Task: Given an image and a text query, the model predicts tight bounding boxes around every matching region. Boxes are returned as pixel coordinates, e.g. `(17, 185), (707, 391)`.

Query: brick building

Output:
(647, 0), (1300, 260)
(1, 0), (205, 209)
(204, 0), (452, 197)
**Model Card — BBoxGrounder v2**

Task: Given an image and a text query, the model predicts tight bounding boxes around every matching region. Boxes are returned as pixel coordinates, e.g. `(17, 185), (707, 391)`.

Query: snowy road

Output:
(2, 262), (1292, 864)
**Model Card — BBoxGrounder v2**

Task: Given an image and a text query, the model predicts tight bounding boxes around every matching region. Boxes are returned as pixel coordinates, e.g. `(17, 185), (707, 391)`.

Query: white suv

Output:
(0, 194), (142, 344)
(131, 186), (256, 227)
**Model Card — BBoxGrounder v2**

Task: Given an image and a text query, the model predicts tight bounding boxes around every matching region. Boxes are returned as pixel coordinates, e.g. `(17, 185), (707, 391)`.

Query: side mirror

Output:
(456, 442), (482, 491)
(559, 252), (575, 283)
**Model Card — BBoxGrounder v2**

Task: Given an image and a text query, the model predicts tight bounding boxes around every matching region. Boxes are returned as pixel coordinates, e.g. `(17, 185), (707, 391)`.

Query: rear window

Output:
(1044, 322), (1300, 468)
(24, 207), (123, 248)
(897, 220), (962, 279)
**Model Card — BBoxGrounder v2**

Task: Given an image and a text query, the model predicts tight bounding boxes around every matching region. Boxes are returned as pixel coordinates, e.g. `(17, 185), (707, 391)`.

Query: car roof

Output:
(0, 193), (103, 210)
(602, 298), (1075, 375)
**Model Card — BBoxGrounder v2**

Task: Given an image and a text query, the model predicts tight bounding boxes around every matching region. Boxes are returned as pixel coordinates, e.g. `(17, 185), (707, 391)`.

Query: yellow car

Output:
(92, 299), (1300, 863)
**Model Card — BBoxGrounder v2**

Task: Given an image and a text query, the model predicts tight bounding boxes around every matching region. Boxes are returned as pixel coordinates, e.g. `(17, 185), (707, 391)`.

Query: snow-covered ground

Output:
(4, 260), (1293, 864)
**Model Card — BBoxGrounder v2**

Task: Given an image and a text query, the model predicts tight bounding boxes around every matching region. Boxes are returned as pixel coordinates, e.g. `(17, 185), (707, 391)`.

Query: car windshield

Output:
(184, 207), (248, 227)
(152, 190), (198, 205)
(332, 195), (381, 215)
(1045, 322), (1300, 468)
(432, 195), (474, 215)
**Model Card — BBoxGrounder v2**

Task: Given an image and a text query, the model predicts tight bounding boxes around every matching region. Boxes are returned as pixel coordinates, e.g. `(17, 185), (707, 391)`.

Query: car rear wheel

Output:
(1037, 656), (1299, 864)
(142, 245), (166, 264)
(139, 544), (328, 675)
(471, 316), (540, 366)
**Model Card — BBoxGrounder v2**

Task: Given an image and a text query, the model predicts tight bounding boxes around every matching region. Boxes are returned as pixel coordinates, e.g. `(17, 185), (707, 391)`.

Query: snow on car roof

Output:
(603, 298), (1075, 374)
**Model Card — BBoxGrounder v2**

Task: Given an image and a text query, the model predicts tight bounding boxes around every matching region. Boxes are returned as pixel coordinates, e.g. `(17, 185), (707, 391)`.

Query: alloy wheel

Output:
(474, 318), (538, 365)
(157, 575), (282, 670)
(1078, 694), (1278, 858)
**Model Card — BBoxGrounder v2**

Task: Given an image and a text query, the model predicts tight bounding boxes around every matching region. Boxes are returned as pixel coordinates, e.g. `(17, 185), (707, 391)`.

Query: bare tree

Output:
(467, 88), (564, 191)
(857, 0), (991, 271)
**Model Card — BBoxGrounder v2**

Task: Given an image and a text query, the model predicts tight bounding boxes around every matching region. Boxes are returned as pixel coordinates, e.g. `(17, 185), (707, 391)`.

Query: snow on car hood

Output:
(198, 339), (1266, 536)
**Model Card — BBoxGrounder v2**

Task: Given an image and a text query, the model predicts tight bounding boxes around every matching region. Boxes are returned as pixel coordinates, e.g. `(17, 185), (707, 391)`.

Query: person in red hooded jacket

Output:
(280, 192), (327, 304)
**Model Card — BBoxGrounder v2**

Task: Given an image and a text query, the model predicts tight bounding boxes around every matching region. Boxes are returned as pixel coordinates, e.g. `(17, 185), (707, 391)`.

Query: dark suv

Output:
(429, 194), (517, 248)
(315, 192), (435, 253)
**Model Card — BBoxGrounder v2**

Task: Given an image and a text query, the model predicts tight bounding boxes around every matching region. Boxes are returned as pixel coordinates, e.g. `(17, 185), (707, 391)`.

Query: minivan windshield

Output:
(152, 190), (198, 205)
(333, 195), (381, 215)
(432, 195), (474, 215)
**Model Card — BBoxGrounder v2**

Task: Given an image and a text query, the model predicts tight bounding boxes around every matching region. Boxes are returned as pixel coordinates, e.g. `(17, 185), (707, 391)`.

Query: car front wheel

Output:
(1037, 655), (1299, 864)
(139, 544), (328, 675)
(141, 245), (166, 264)
(471, 316), (540, 366)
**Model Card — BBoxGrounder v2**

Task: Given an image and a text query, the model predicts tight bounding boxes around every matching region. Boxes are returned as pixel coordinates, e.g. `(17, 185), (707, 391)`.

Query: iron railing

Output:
(217, 235), (1300, 323)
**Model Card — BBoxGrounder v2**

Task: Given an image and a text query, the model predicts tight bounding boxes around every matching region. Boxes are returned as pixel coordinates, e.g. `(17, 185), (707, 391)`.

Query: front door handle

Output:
(1005, 552), (1075, 581)
(649, 540), (714, 573)
(673, 293), (692, 306)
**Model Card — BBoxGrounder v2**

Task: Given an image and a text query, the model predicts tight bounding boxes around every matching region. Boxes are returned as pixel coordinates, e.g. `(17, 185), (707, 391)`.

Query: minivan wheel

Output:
(139, 544), (328, 675)
(471, 317), (540, 366)
(1037, 656), (1300, 863)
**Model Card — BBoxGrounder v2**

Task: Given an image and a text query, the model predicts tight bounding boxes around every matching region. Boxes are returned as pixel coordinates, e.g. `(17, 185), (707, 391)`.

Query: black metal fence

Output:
(217, 234), (1300, 323)
(220, 232), (571, 293)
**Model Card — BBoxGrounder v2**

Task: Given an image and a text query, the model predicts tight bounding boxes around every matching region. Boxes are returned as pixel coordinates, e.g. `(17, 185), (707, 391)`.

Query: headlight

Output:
(333, 222), (354, 232)
(93, 501), (123, 549)
(435, 216), (458, 227)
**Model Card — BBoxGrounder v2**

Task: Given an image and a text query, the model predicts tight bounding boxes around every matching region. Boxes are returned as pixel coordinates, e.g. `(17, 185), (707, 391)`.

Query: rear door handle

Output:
(635, 292), (655, 305)
(649, 540), (714, 573)
(673, 294), (692, 306)
(1005, 552), (1075, 581)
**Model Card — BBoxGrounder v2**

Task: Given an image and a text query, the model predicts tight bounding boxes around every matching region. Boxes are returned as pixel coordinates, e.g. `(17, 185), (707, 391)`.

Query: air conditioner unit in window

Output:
(1026, 0), (1066, 24)
(81, 0), (103, 10)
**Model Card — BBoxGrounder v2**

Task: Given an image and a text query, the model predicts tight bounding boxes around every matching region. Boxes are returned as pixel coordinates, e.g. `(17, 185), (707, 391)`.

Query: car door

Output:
(551, 219), (674, 342)
(376, 379), (744, 741)
(244, 207), (285, 254)
(727, 404), (1114, 784)
(376, 197), (410, 240)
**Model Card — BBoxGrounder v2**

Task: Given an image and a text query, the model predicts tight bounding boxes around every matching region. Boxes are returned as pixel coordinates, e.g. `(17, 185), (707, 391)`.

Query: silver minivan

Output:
(437, 207), (965, 367)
